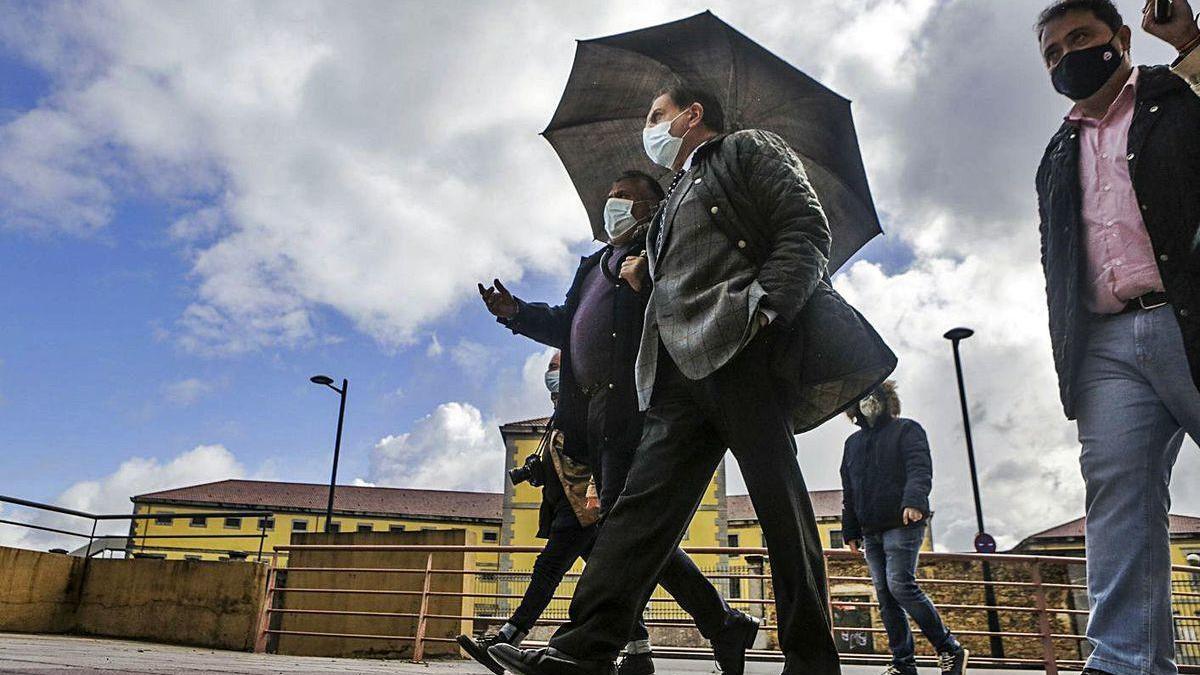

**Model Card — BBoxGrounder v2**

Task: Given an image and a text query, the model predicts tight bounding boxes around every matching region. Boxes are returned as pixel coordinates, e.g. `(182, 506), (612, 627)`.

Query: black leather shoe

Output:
(616, 651), (654, 675)
(457, 632), (512, 675)
(710, 610), (760, 675)
(488, 644), (616, 675)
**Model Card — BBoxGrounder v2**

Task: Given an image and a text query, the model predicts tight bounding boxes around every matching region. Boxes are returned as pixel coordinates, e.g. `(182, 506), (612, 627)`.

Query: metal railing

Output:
(254, 543), (1200, 672)
(0, 494), (276, 561)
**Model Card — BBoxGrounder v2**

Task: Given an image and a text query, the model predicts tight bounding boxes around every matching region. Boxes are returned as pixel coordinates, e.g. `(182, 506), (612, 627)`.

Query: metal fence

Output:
(0, 494), (276, 561)
(258, 543), (1200, 672)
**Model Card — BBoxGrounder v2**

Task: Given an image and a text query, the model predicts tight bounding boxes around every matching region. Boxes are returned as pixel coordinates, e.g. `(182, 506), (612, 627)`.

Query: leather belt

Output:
(1119, 291), (1169, 314)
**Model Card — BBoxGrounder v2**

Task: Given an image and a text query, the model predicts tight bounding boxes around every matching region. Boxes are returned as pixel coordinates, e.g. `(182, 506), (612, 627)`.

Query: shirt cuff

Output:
(1172, 44), (1200, 95)
(759, 308), (778, 324)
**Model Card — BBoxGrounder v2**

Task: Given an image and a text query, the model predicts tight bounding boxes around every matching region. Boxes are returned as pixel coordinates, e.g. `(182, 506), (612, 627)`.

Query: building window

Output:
(224, 517), (241, 529)
(357, 523), (373, 533)
(257, 517), (275, 531)
(829, 530), (844, 549)
(389, 524), (406, 533)
(728, 576), (742, 599)
(482, 530), (499, 543)
(727, 534), (740, 548)
(189, 516), (207, 528)
(154, 512), (174, 526)
(292, 519), (308, 532)
(328, 522), (341, 533)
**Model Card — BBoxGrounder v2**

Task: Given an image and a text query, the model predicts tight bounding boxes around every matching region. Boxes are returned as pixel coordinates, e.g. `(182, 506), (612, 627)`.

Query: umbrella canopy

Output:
(544, 11), (881, 272)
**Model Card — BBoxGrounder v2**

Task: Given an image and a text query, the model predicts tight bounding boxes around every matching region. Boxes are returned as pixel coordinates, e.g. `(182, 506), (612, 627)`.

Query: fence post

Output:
(412, 552), (434, 662)
(253, 566), (276, 653)
(824, 552), (836, 638)
(1029, 561), (1059, 675)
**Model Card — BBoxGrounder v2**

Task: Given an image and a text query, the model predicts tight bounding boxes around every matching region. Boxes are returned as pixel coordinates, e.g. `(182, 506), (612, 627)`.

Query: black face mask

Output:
(1051, 39), (1123, 101)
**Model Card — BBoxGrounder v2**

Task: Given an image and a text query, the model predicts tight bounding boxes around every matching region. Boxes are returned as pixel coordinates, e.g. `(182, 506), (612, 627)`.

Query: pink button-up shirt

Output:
(1067, 67), (1165, 314)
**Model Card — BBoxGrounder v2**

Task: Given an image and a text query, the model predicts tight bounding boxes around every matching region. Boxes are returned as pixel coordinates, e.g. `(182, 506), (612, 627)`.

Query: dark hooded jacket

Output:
(839, 384), (933, 543)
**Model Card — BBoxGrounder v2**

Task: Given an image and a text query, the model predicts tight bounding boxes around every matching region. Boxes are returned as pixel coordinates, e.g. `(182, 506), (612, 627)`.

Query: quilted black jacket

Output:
(688, 129), (897, 431)
(1037, 65), (1200, 419)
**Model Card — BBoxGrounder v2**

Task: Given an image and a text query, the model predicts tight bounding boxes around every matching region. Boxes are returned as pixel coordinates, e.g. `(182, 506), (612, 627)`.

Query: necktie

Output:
(654, 169), (688, 254)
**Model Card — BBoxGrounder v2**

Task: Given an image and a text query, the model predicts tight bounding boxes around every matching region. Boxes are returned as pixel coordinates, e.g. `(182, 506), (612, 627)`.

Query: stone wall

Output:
(0, 545), (267, 651)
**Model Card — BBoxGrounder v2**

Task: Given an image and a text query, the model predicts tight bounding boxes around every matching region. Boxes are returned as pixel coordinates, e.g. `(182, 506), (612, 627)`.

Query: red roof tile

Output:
(1019, 513), (1200, 543)
(728, 489), (843, 522)
(133, 479), (502, 522)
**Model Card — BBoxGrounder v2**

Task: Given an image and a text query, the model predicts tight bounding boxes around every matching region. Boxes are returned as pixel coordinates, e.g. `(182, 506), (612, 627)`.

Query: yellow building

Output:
(1012, 513), (1200, 565)
(498, 416), (728, 572)
(128, 479), (504, 569)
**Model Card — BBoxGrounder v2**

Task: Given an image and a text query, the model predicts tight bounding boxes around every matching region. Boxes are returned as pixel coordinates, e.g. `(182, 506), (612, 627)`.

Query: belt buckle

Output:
(1138, 295), (1167, 311)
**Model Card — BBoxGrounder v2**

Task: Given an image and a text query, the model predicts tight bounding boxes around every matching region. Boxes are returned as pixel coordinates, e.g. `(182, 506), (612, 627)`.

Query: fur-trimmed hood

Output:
(847, 379), (901, 427)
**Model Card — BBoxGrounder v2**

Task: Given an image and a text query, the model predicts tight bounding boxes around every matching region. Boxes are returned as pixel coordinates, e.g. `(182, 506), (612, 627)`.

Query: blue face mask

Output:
(544, 369), (561, 395)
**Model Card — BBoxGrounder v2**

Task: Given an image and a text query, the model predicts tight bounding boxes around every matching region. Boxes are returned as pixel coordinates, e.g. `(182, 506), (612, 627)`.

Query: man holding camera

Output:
(458, 352), (603, 674)
(475, 170), (756, 675)
(1035, 1), (1200, 672)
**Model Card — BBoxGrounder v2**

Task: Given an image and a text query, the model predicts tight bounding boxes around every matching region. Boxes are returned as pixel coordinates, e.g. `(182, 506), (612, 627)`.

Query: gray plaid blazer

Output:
(635, 166), (765, 409)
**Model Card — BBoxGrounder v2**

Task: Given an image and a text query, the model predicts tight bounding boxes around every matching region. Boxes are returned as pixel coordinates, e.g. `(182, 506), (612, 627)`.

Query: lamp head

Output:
(310, 375), (335, 386)
(943, 327), (975, 342)
(1188, 553), (1200, 567)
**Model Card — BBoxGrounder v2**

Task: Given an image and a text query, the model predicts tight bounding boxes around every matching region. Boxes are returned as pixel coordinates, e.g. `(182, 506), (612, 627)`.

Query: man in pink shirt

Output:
(1035, 1), (1200, 673)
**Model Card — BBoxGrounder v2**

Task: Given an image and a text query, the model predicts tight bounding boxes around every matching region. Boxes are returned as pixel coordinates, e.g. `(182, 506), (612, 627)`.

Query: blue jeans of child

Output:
(863, 522), (959, 667)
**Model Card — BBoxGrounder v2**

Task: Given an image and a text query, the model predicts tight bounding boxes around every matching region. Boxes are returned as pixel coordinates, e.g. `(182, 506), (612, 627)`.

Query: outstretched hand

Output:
(478, 278), (519, 319)
(1143, 0), (1200, 51)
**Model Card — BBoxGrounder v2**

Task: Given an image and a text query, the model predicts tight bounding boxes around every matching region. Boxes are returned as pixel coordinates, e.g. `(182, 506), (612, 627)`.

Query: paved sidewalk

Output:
(0, 633), (1069, 674)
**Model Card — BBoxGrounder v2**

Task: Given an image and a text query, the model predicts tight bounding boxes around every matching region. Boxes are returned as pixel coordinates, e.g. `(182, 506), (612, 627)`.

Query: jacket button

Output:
(1141, 204), (1148, 211)
(1150, 105), (1160, 113)
(608, 383), (615, 389)
(1126, 153), (1135, 161)
(710, 206), (719, 215)
(611, 332), (617, 338)
(1181, 309), (1191, 317)
(693, 178), (702, 184)
(737, 240), (747, 249)
(1160, 254), (1169, 262)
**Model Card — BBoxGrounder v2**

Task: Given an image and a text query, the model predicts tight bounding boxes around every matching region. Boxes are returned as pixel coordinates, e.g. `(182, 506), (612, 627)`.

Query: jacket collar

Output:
(1136, 64), (1189, 101)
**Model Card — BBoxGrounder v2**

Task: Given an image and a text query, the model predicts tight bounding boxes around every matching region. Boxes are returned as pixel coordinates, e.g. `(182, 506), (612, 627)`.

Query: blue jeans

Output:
(1076, 306), (1200, 675)
(863, 522), (958, 666)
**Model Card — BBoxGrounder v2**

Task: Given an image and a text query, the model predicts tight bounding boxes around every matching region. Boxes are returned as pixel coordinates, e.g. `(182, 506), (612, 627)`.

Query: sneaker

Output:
(457, 632), (513, 675)
(882, 664), (918, 675)
(616, 651), (654, 675)
(937, 647), (969, 675)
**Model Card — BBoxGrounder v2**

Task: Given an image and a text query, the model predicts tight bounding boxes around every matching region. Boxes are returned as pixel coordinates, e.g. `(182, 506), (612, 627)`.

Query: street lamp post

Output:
(943, 328), (1005, 658)
(310, 375), (348, 534)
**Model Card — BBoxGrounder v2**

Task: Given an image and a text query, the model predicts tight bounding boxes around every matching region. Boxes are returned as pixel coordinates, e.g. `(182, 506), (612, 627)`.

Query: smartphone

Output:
(1154, 0), (1174, 24)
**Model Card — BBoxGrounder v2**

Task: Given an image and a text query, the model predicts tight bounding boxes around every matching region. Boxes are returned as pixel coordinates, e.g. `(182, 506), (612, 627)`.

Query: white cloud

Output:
(161, 377), (222, 406)
(368, 402), (505, 493)
(4, 0), (1196, 553)
(3, 444), (248, 553)
(450, 339), (493, 374)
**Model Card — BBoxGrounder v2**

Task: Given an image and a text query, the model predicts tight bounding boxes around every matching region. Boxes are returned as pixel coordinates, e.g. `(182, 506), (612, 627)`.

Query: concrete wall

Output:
(76, 557), (267, 651)
(0, 546), (84, 634)
(0, 545), (267, 651)
(272, 528), (470, 659)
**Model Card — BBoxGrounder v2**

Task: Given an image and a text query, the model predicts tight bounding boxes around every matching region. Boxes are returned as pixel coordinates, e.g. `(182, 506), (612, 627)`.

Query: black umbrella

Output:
(543, 10), (881, 272)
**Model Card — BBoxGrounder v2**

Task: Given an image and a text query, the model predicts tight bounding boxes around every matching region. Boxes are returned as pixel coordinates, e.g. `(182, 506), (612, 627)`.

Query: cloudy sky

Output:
(1, 0), (1197, 554)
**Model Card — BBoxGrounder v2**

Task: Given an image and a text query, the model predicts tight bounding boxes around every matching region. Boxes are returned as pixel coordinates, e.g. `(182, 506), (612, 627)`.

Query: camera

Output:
(509, 452), (545, 487)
